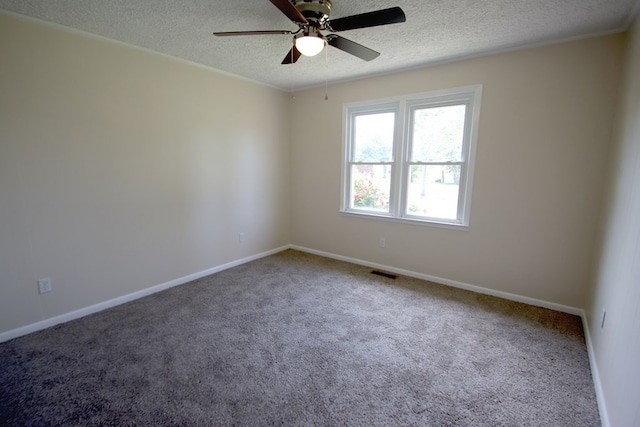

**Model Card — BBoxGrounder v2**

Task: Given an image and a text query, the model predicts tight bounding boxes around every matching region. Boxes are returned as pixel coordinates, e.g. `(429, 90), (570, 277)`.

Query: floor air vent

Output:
(370, 270), (397, 280)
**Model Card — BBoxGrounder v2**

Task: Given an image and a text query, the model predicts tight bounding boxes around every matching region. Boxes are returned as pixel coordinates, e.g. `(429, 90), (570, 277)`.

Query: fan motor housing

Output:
(293, 0), (331, 24)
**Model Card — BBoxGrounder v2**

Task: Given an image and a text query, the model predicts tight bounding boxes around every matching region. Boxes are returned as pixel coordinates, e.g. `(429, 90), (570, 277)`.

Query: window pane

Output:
(353, 112), (395, 162)
(407, 165), (460, 220)
(411, 105), (466, 162)
(351, 164), (391, 212)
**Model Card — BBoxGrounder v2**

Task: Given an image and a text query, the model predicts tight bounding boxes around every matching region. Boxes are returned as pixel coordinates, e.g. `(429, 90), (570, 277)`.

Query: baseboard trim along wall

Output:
(0, 246), (289, 343)
(289, 245), (583, 316)
(581, 315), (610, 427)
(0, 243), (584, 340)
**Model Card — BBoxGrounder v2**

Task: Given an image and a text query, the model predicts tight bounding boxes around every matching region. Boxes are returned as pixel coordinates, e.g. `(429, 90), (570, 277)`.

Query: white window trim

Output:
(340, 85), (482, 230)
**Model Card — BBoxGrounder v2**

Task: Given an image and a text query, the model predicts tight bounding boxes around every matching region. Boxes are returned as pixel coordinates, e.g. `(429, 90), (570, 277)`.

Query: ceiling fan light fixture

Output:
(295, 33), (325, 57)
(215, 1), (406, 65)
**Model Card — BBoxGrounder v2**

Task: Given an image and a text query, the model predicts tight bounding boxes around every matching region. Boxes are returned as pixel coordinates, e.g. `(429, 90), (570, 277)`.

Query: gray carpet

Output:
(0, 250), (599, 426)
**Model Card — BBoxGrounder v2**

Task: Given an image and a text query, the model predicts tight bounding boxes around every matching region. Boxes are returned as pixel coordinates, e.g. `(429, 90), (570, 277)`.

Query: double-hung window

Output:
(341, 85), (482, 228)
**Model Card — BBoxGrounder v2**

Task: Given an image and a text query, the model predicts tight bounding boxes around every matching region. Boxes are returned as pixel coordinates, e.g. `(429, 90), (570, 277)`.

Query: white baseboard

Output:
(0, 246), (289, 343)
(289, 245), (583, 316)
(581, 314), (610, 427)
(1, 243), (583, 343)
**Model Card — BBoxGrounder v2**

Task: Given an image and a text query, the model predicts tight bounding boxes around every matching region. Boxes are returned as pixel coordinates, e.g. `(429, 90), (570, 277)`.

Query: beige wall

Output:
(290, 35), (623, 309)
(0, 14), (291, 333)
(588, 13), (640, 427)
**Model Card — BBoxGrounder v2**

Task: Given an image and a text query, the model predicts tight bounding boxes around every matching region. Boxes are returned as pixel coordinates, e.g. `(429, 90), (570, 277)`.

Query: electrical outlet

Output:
(601, 308), (607, 328)
(379, 238), (386, 248)
(239, 232), (246, 243)
(38, 277), (52, 294)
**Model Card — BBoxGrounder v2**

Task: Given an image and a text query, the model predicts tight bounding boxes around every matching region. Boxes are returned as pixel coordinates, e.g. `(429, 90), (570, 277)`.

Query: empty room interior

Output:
(1, 0), (639, 425)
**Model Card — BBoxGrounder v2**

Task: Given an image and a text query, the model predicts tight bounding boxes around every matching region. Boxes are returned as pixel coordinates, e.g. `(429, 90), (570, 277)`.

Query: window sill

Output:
(339, 210), (469, 231)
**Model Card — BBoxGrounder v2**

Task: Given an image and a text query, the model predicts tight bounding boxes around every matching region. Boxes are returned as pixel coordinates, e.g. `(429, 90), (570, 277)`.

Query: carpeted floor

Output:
(0, 249), (599, 426)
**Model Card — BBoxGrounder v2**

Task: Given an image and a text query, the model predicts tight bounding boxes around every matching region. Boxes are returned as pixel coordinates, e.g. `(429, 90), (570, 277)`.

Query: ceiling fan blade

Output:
(214, 30), (292, 36)
(269, 0), (308, 24)
(327, 7), (406, 32)
(281, 46), (302, 64)
(327, 35), (380, 61)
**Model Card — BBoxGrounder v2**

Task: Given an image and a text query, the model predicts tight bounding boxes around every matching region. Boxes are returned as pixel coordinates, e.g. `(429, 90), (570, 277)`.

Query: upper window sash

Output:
(346, 102), (399, 162)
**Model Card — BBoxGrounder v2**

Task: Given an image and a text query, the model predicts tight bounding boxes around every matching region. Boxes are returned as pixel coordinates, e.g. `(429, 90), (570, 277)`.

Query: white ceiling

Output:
(1, 0), (639, 90)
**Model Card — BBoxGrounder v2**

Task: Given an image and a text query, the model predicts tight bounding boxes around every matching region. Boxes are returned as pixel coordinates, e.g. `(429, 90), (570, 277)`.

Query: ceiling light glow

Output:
(295, 35), (325, 57)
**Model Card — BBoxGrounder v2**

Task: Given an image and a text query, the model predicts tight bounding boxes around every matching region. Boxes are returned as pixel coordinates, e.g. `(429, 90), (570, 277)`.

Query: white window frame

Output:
(341, 85), (482, 229)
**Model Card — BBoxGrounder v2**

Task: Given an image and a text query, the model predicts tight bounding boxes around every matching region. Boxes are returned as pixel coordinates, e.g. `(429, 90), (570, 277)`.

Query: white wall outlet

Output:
(38, 277), (52, 294)
(239, 232), (246, 243)
(379, 237), (386, 248)
(601, 308), (607, 328)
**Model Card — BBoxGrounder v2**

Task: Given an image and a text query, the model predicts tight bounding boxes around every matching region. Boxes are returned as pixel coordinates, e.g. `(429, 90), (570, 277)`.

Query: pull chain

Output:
(324, 45), (329, 101)
(290, 43), (295, 98)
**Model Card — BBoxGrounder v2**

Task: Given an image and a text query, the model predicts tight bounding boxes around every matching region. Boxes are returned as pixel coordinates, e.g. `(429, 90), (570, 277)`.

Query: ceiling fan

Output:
(213, 0), (406, 64)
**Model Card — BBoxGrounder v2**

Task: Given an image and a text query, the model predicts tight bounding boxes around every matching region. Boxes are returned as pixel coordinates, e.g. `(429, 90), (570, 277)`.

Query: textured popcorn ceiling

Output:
(1, 0), (639, 90)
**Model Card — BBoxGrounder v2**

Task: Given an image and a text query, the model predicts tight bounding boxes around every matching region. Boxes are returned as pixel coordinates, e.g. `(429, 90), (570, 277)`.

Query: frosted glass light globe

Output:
(295, 35), (325, 57)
